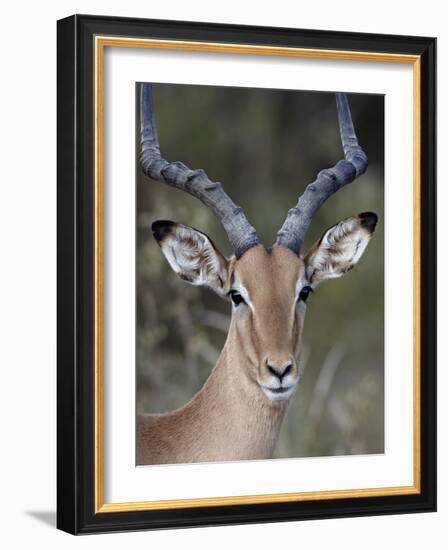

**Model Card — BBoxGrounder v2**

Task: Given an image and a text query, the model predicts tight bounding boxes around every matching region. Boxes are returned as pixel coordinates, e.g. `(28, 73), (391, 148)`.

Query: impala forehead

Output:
(232, 245), (306, 301)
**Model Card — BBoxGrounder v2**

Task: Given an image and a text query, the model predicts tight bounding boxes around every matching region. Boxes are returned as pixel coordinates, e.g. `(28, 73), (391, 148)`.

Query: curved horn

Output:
(275, 93), (368, 254)
(140, 83), (259, 258)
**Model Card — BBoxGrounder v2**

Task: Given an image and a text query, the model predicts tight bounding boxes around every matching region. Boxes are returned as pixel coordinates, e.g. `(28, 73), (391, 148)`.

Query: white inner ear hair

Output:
(162, 225), (224, 287)
(307, 218), (371, 282)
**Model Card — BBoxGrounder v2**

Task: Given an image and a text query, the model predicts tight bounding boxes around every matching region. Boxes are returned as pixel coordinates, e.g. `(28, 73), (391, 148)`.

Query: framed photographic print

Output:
(57, 14), (436, 534)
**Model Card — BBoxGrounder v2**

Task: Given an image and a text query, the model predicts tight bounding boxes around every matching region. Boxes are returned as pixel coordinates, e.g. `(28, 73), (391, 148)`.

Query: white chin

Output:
(261, 386), (296, 402)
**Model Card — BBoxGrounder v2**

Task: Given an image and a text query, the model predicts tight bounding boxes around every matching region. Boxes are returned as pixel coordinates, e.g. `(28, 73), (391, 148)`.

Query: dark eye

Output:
(229, 290), (246, 306)
(298, 285), (313, 303)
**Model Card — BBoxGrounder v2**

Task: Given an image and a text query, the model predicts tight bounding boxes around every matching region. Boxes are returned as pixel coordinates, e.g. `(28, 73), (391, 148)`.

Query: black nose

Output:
(267, 363), (293, 381)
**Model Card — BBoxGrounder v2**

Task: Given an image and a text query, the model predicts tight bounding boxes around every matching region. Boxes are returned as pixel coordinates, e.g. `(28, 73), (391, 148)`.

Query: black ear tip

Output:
(358, 212), (378, 233)
(152, 220), (176, 242)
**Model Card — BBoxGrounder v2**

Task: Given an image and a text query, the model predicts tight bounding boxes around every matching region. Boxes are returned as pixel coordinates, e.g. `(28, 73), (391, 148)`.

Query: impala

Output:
(137, 84), (377, 465)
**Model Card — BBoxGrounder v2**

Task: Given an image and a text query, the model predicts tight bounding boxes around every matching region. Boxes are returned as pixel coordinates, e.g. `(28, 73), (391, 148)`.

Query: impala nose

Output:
(266, 363), (293, 382)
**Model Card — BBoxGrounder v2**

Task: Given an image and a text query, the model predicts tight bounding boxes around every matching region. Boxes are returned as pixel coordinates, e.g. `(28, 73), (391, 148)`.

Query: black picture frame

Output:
(57, 14), (436, 535)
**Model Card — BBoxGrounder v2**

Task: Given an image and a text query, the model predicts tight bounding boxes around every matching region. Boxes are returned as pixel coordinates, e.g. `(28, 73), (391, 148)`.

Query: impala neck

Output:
(184, 324), (289, 460)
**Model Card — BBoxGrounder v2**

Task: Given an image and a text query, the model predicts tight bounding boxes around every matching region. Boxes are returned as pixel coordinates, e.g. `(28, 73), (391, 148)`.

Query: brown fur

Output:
(138, 215), (375, 465)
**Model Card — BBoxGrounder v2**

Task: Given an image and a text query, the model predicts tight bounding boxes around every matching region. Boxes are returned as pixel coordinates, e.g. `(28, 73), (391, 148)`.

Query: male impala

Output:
(137, 84), (377, 465)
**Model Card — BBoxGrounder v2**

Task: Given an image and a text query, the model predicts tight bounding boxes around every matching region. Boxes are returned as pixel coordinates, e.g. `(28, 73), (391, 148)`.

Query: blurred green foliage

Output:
(136, 83), (384, 458)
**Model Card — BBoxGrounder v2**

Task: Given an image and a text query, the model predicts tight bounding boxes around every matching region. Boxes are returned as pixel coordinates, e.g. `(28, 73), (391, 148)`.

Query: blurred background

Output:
(136, 83), (384, 459)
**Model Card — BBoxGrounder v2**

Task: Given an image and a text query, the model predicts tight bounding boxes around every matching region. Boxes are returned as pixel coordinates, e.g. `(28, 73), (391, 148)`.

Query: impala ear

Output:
(152, 220), (229, 296)
(304, 212), (377, 286)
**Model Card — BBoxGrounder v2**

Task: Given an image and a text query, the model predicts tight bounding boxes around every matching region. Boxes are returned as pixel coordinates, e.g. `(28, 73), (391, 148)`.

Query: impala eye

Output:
(298, 285), (313, 303)
(229, 290), (246, 306)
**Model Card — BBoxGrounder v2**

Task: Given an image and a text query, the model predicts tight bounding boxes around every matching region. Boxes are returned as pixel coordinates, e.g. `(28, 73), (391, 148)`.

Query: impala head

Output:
(141, 84), (377, 404)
